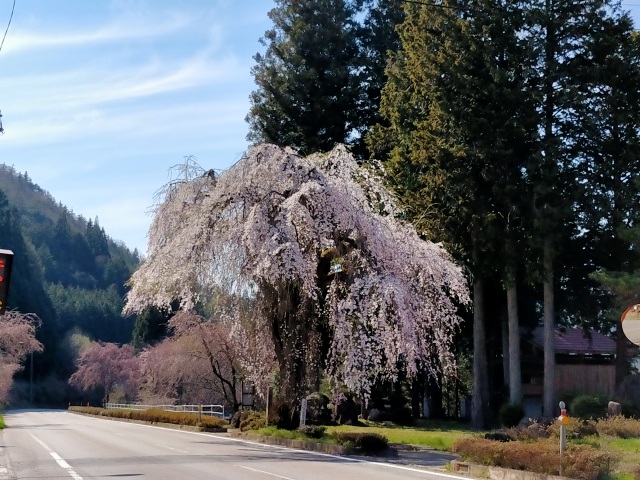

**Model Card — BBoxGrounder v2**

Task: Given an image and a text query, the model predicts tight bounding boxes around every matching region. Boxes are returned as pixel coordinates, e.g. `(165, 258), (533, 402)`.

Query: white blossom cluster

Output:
(124, 144), (469, 400)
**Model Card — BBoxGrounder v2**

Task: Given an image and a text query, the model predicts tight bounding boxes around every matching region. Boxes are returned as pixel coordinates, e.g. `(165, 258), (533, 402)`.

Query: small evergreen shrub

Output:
(239, 410), (266, 431)
(296, 425), (326, 439)
(499, 403), (524, 428)
(332, 432), (389, 455)
(571, 395), (608, 420)
(621, 401), (640, 419)
(390, 406), (414, 426)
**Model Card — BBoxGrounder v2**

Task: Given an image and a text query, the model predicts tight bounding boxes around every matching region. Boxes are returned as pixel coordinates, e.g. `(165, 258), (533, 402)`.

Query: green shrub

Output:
(499, 403), (524, 428)
(297, 425), (326, 439)
(0, 415), (4, 429)
(452, 437), (618, 480)
(571, 395), (608, 420)
(332, 432), (389, 455)
(390, 406), (414, 426)
(270, 402), (297, 430)
(239, 410), (267, 431)
(621, 401), (640, 419)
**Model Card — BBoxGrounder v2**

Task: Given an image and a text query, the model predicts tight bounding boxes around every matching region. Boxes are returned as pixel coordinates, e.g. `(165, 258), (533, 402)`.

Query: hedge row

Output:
(69, 406), (226, 430)
(452, 438), (618, 480)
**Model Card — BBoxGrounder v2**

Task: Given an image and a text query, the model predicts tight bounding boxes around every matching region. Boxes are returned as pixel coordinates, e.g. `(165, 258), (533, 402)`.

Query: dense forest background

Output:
(0, 163), (142, 405)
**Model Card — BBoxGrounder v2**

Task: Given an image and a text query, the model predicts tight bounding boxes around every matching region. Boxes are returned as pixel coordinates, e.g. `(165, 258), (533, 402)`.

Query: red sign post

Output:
(0, 249), (14, 315)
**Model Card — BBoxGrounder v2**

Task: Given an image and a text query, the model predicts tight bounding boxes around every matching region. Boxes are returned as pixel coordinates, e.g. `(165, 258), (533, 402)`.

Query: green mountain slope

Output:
(0, 164), (141, 403)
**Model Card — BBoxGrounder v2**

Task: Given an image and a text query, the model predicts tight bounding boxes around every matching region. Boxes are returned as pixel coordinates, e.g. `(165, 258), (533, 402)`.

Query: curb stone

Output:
(450, 460), (571, 480)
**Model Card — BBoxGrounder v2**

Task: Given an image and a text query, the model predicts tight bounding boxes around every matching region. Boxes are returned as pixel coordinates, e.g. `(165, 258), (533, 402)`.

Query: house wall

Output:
(555, 364), (615, 396)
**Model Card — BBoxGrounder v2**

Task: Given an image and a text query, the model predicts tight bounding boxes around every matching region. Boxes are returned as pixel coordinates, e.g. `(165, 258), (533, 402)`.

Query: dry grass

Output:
(596, 416), (640, 439)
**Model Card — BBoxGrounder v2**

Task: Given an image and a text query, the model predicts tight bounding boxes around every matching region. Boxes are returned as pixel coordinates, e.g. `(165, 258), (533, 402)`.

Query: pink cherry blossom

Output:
(125, 144), (469, 403)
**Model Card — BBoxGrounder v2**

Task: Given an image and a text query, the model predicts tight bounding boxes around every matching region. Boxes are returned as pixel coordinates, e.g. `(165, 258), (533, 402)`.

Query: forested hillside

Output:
(0, 164), (141, 404)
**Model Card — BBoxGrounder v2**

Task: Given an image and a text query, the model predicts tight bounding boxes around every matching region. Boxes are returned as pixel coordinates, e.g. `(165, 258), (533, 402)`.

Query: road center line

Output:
(235, 464), (295, 480)
(28, 432), (83, 480)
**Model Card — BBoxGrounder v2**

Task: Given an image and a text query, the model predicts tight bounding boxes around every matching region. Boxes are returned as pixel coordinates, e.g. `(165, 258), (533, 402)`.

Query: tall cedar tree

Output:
(369, 0), (636, 423)
(368, 0), (535, 427)
(523, 0), (635, 415)
(354, 0), (405, 158)
(578, 23), (640, 383)
(246, 0), (361, 156)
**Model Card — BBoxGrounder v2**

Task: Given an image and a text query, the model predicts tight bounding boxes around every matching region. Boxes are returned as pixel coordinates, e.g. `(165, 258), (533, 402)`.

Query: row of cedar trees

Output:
(245, 0), (640, 427)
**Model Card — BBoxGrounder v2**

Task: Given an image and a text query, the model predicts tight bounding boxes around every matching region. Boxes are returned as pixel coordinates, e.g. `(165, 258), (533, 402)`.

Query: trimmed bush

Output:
(390, 406), (414, 426)
(297, 425), (326, 439)
(268, 401), (298, 430)
(499, 403), (524, 428)
(452, 437), (618, 480)
(547, 416), (597, 439)
(305, 393), (331, 425)
(239, 410), (267, 431)
(571, 395), (608, 420)
(68, 406), (226, 429)
(332, 432), (389, 455)
(595, 416), (640, 439)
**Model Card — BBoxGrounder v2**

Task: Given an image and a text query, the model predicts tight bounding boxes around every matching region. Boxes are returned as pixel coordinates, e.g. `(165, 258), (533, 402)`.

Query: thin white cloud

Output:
(0, 97), (251, 152)
(1, 49), (245, 115)
(4, 10), (193, 54)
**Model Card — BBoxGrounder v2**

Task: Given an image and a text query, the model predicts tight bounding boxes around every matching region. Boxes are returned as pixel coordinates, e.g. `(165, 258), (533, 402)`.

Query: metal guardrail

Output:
(105, 403), (226, 419)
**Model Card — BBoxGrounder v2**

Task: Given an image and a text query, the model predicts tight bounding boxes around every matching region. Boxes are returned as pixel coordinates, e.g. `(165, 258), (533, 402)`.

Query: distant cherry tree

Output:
(69, 342), (140, 404)
(0, 311), (42, 403)
(138, 335), (209, 405)
(125, 144), (469, 414)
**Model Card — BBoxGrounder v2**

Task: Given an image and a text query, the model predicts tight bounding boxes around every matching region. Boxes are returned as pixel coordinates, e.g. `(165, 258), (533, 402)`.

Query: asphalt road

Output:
(0, 410), (467, 480)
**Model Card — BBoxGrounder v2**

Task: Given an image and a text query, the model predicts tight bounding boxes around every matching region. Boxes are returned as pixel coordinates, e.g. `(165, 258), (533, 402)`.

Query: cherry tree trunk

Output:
(263, 281), (320, 427)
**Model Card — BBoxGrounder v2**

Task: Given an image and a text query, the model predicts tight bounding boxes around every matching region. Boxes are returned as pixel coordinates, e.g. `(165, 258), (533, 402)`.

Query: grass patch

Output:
(326, 420), (473, 451)
(0, 415), (4, 429)
(598, 436), (640, 480)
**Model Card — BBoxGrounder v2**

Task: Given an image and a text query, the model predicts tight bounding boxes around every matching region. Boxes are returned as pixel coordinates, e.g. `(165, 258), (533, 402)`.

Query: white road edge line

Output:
(28, 432), (83, 480)
(235, 464), (295, 480)
(153, 443), (190, 454)
(106, 417), (469, 480)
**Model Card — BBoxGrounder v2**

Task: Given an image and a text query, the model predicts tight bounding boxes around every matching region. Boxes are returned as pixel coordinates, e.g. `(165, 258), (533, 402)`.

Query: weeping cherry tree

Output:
(124, 144), (469, 419)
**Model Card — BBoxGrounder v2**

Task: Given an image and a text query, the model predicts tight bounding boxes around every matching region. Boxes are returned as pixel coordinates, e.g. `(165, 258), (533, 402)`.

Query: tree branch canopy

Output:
(124, 144), (469, 401)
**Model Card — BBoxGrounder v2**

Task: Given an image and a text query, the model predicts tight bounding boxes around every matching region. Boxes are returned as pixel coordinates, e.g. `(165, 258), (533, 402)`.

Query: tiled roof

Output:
(528, 326), (616, 355)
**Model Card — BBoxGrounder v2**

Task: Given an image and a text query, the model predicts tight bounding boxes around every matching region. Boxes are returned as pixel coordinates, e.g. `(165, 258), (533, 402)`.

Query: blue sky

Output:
(0, 0), (273, 254)
(0, 1), (639, 255)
